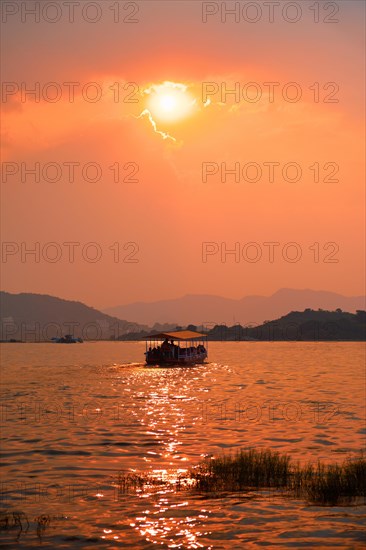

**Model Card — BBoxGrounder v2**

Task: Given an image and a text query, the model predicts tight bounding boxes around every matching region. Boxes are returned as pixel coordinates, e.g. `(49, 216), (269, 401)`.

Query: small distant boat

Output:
(51, 334), (83, 344)
(144, 330), (208, 366)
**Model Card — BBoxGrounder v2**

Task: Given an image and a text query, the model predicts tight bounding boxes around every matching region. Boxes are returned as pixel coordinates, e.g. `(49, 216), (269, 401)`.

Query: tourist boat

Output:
(144, 330), (208, 366)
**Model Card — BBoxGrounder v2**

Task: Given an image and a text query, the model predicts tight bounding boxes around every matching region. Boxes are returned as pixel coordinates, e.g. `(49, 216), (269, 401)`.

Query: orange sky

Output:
(1, 1), (365, 308)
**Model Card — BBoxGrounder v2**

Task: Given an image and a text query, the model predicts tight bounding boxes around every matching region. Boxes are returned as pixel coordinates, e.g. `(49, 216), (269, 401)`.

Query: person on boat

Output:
(161, 338), (170, 350)
(161, 338), (173, 358)
(170, 340), (179, 359)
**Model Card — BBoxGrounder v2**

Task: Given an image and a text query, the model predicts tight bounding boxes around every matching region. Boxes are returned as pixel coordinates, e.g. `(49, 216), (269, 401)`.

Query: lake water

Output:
(1, 342), (365, 548)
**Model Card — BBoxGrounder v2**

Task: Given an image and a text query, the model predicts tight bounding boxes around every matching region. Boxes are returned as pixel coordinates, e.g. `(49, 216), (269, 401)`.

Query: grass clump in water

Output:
(115, 450), (365, 505)
(292, 455), (366, 505)
(191, 449), (366, 505)
(192, 449), (291, 492)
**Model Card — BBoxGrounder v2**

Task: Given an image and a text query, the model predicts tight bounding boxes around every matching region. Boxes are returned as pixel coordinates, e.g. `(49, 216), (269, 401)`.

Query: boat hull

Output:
(146, 352), (207, 366)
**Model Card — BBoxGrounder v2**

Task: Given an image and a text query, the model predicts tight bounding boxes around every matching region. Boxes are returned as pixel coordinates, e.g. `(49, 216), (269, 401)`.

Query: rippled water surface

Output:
(1, 342), (365, 548)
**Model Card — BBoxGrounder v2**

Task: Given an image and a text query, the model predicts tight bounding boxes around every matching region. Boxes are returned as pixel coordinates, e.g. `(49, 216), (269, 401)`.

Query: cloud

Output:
(136, 109), (176, 142)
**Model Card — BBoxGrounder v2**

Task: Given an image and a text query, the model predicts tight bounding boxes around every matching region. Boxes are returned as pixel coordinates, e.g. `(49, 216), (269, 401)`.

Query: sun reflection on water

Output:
(132, 497), (212, 549)
(124, 377), (214, 547)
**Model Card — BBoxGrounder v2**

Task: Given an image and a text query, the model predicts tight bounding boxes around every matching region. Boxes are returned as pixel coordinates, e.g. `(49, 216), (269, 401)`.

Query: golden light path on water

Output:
(110, 364), (213, 550)
(0, 342), (365, 547)
(117, 375), (210, 547)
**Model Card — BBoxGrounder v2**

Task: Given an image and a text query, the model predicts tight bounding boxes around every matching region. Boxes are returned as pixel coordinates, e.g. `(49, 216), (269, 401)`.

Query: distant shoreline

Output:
(1, 339), (365, 343)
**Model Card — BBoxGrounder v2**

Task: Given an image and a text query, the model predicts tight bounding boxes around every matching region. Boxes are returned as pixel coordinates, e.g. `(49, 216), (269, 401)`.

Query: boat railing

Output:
(145, 336), (208, 363)
(146, 348), (205, 359)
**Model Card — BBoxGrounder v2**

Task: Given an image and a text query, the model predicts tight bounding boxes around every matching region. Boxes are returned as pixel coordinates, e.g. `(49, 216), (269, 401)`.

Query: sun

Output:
(146, 82), (195, 123)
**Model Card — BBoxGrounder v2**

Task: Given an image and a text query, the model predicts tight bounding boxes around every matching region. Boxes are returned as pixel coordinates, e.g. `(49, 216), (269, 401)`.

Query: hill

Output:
(210, 309), (366, 341)
(104, 289), (366, 326)
(117, 310), (366, 341)
(0, 291), (147, 342)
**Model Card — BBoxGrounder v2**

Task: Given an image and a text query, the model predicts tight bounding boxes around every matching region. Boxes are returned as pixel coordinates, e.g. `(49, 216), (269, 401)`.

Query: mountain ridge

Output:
(103, 289), (366, 326)
(0, 291), (147, 341)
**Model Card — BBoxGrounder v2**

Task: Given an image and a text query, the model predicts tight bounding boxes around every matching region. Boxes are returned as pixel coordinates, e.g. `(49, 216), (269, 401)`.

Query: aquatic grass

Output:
(116, 469), (190, 496)
(115, 450), (365, 505)
(191, 449), (291, 492)
(191, 449), (365, 505)
(291, 455), (366, 505)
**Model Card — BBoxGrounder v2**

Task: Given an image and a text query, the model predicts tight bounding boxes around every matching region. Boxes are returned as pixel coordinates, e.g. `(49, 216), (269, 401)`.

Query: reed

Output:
(291, 455), (366, 504)
(191, 449), (366, 505)
(114, 450), (365, 505)
(191, 449), (291, 492)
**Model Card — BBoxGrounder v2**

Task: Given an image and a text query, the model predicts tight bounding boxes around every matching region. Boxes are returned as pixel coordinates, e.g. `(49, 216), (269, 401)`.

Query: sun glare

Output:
(146, 82), (195, 123)
(159, 95), (177, 112)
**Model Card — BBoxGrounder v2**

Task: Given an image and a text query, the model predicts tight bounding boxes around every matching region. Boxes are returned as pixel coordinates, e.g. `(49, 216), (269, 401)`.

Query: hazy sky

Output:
(1, 1), (365, 308)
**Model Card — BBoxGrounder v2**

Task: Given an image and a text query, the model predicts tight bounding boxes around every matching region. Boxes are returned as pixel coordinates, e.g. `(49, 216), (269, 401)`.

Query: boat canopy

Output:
(144, 330), (207, 341)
